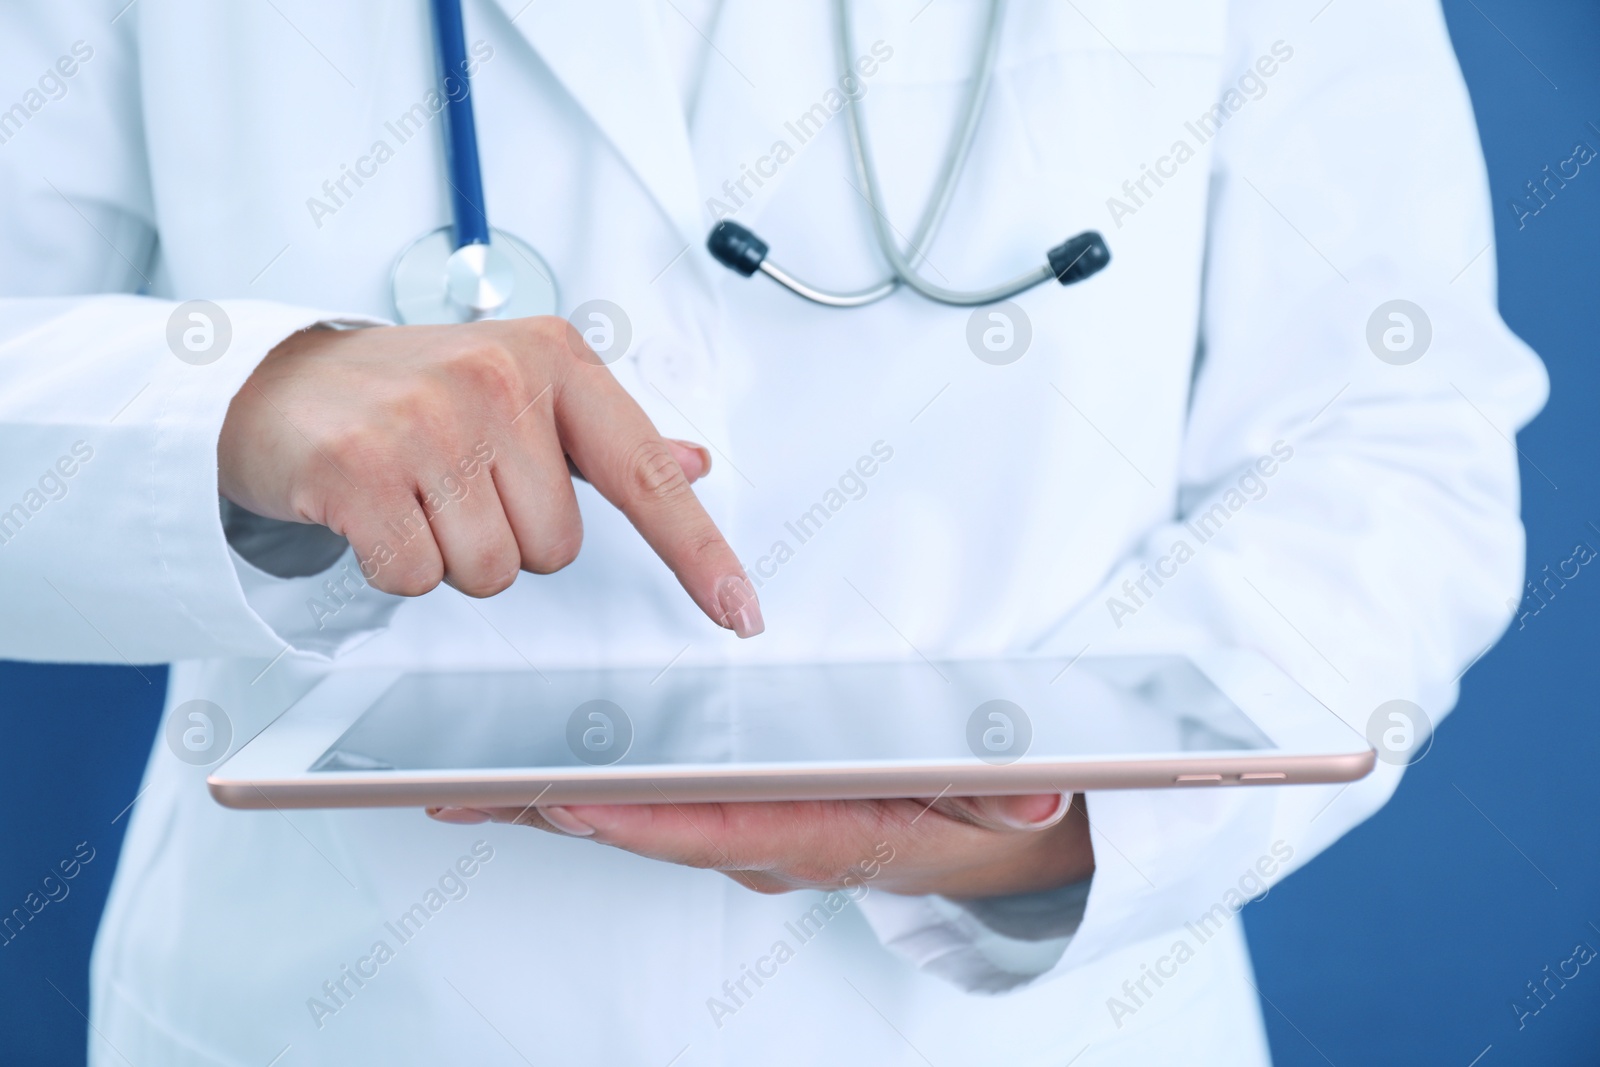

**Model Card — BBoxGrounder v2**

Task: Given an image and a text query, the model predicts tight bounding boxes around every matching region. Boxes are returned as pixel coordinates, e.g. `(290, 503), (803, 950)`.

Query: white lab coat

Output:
(0, 0), (1545, 1063)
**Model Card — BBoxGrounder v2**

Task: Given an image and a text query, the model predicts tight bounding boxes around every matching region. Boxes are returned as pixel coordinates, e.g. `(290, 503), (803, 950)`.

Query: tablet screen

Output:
(309, 656), (1275, 773)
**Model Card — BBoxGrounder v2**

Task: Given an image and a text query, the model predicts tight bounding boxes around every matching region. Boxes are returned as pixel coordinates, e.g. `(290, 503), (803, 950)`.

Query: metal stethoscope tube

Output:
(707, 0), (1110, 308)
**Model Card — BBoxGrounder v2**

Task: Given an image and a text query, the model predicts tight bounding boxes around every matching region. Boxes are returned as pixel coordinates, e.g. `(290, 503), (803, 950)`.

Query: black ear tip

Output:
(707, 221), (770, 277)
(1048, 231), (1111, 285)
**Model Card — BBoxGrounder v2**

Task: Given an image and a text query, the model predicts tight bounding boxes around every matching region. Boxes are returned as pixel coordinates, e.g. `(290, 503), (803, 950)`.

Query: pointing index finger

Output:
(554, 359), (763, 638)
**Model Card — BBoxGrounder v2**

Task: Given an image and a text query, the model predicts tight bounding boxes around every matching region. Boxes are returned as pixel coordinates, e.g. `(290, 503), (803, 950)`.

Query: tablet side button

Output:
(1239, 772), (1288, 782)
(1175, 774), (1224, 783)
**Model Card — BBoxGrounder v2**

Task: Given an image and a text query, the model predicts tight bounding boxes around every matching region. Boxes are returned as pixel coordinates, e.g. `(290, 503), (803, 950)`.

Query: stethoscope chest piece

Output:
(392, 226), (559, 325)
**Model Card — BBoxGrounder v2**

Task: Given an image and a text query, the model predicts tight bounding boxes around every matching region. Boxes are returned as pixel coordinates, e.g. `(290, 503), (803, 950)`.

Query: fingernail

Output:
(988, 794), (1070, 831)
(428, 807), (493, 824)
(668, 439), (712, 479)
(537, 805), (596, 836)
(715, 574), (765, 638)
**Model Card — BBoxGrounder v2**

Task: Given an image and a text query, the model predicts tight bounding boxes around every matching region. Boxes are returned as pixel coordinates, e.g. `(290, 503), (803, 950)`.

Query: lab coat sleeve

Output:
(857, 0), (1548, 993)
(0, 3), (401, 664)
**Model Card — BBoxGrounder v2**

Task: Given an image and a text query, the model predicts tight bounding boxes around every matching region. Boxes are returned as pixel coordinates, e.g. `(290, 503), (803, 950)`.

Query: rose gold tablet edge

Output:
(208, 747), (1377, 810)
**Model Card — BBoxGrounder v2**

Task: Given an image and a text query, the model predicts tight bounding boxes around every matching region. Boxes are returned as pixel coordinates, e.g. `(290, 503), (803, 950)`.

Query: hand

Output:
(218, 318), (763, 636)
(427, 794), (1093, 899)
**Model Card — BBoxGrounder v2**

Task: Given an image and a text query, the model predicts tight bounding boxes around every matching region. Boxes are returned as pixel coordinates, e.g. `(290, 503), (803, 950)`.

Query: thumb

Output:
(568, 438), (711, 484)
(938, 793), (1071, 832)
(665, 439), (712, 482)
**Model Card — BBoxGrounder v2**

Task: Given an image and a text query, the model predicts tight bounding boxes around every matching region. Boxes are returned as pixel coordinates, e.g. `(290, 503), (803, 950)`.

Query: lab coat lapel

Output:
(487, 0), (702, 250)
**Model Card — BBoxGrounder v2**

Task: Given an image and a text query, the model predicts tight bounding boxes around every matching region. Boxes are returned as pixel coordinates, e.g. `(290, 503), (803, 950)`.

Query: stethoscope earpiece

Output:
(706, 221), (769, 278)
(1048, 232), (1112, 287)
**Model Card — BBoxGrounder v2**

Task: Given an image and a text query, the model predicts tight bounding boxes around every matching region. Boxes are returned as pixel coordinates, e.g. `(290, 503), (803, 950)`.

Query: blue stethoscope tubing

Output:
(391, 0), (558, 325)
(434, 0), (489, 249)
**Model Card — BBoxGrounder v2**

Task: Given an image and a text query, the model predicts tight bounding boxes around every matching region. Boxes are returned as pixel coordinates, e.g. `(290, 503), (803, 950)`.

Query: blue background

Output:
(1245, 2), (1600, 1065)
(1, 1), (1595, 1063)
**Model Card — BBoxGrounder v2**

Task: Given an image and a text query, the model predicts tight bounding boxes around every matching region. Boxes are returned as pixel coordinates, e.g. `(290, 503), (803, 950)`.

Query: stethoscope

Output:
(392, 0), (558, 324)
(710, 0), (1110, 306)
(392, 0), (1108, 325)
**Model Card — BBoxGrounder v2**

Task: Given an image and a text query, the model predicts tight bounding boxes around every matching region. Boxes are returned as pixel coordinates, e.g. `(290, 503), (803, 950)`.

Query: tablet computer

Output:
(208, 649), (1374, 810)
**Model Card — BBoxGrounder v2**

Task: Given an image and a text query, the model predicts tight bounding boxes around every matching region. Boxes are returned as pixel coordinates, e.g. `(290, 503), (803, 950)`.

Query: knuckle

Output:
(681, 528), (727, 569)
(448, 546), (521, 599)
(529, 315), (576, 350)
(382, 576), (434, 598)
(438, 339), (523, 404)
(500, 316), (580, 367)
(285, 484), (329, 526)
(367, 523), (445, 597)
(317, 423), (388, 471)
(449, 571), (517, 599)
(622, 438), (689, 503)
(377, 389), (454, 452)
(377, 559), (444, 598)
(523, 528), (583, 575)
